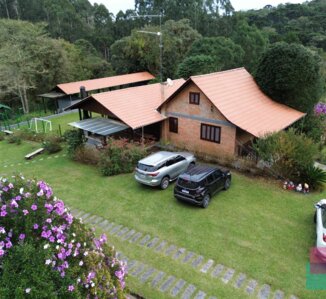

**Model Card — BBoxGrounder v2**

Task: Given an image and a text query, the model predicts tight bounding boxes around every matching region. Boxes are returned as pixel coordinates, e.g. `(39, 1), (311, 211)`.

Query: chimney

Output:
(80, 86), (88, 99)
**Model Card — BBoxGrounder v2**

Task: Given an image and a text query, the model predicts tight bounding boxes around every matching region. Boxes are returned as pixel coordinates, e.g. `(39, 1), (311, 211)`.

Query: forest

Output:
(0, 0), (325, 113)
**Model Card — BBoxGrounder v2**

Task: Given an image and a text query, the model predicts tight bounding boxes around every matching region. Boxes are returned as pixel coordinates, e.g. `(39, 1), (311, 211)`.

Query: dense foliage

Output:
(177, 37), (244, 78)
(255, 42), (323, 112)
(63, 129), (85, 157)
(0, 0), (325, 112)
(0, 175), (126, 298)
(254, 129), (325, 189)
(99, 138), (147, 176)
(111, 19), (201, 79)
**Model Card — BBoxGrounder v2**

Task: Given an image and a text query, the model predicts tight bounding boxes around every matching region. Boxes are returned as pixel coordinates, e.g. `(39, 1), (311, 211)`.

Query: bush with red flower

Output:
(0, 175), (127, 298)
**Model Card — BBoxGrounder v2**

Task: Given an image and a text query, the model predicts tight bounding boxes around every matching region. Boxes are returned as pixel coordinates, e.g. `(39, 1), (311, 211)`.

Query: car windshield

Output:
(137, 163), (156, 172)
(177, 178), (199, 189)
(322, 209), (326, 228)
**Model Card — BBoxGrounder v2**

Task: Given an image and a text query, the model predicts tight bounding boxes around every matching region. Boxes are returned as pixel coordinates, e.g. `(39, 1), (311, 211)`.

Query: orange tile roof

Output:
(166, 68), (305, 137)
(71, 79), (185, 129)
(56, 72), (155, 95)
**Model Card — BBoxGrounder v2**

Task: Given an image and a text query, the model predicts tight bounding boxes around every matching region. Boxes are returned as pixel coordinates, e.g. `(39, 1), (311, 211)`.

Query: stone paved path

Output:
(70, 208), (300, 299)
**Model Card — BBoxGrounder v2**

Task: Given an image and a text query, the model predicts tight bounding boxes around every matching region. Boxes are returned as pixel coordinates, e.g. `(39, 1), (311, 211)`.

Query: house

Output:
(158, 68), (305, 157)
(66, 68), (305, 156)
(39, 72), (155, 113)
(66, 79), (185, 144)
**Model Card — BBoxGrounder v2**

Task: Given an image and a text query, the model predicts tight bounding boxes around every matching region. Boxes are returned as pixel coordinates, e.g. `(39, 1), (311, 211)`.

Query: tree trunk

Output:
(17, 85), (27, 114)
(1, 0), (10, 19)
(22, 85), (29, 114)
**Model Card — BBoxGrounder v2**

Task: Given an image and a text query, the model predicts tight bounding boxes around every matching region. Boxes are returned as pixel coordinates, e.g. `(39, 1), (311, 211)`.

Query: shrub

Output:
(319, 147), (326, 164)
(299, 165), (326, 191)
(99, 138), (147, 176)
(7, 135), (21, 145)
(43, 135), (63, 154)
(254, 128), (318, 180)
(14, 128), (46, 142)
(63, 129), (84, 157)
(0, 132), (5, 141)
(0, 176), (126, 298)
(74, 147), (101, 165)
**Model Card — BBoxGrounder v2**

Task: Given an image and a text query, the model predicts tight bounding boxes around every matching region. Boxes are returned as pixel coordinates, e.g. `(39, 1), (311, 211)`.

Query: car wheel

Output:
(202, 194), (210, 208)
(224, 178), (231, 190)
(160, 177), (170, 190)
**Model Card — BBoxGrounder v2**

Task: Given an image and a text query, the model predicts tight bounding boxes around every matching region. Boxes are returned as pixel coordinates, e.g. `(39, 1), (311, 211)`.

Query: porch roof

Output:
(69, 118), (128, 136)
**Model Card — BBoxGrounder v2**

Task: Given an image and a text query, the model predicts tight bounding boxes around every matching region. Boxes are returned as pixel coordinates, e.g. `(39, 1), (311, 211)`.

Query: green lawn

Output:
(49, 112), (80, 134)
(0, 140), (326, 298)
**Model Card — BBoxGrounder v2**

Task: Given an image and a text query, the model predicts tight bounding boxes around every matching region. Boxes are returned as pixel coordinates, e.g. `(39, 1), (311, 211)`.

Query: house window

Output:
(189, 92), (200, 105)
(169, 117), (178, 133)
(201, 123), (221, 143)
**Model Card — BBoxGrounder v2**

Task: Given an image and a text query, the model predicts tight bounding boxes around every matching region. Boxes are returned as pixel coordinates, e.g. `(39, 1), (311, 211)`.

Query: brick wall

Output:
(161, 82), (237, 157)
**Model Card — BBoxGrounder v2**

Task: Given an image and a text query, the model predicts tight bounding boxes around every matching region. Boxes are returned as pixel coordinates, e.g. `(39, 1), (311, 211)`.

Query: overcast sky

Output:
(89, 0), (307, 15)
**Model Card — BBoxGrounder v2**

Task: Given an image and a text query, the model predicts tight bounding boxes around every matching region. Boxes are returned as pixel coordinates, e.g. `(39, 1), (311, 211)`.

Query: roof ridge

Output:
(57, 71), (152, 86)
(190, 67), (246, 79)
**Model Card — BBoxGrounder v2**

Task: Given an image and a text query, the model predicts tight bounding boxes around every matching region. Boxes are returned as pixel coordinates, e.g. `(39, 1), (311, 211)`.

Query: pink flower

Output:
(19, 233), (25, 240)
(33, 224), (39, 230)
(0, 249), (4, 256)
(31, 204), (37, 211)
(23, 210), (29, 216)
(0, 211), (7, 217)
(68, 285), (74, 292)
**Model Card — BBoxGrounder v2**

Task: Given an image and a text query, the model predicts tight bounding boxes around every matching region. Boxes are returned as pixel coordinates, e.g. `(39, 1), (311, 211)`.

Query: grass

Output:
(49, 112), (80, 134)
(0, 140), (326, 298)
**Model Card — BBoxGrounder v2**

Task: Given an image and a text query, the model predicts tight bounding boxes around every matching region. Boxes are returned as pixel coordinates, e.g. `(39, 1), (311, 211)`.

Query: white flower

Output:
(56, 245), (59, 250)
(19, 187), (24, 194)
(72, 233), (76, 237)
(45, 259), (52, 265)
(25, 288), (31, 294)
(52, 261), (56, 266)
(79, 261), (83, 266)
(77, 278), (81, 283)
(91, 282), (95, 287)
(85, 284), (89, 288)
(43, 244), (49, 249)
(71, 239), (75, 243)
(83, 251), (88, 256)
(83, 242), (86, 247)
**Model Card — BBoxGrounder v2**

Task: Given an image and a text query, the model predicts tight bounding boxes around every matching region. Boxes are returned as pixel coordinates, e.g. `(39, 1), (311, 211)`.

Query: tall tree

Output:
(255, 42), (323, 112)
(110, 19), (201, 79)
(0, 20), (50, 113)
(177, 36), (244, 77)
(231, 19), (269, 71)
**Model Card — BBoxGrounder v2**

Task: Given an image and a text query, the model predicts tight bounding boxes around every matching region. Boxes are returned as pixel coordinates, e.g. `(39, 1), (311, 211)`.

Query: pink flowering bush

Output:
(314, 102), (326, 116)
(0, 175), (126, 298)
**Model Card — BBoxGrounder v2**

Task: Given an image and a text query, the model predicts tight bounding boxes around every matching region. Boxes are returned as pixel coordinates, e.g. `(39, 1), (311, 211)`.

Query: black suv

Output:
(174, 165), (231, 208)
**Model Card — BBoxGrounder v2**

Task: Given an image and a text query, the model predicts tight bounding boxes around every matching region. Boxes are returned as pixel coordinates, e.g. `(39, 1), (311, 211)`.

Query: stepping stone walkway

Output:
(246, 279), (258, 295)
(221, 268), (235, 284)
(194, 290), (206, 299)
(69, 208), (300, 299)
(211, 264), (224, 278)
(170, 279), (186, 297)
(258, 284), (271, 299)
(160, 276), (176, 292)
(234, 273), (246, 289)
(182, 284), (196, 299)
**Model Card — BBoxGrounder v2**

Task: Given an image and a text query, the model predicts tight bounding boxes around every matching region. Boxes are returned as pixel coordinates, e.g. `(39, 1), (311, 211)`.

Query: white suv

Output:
(314, 199), (326, 260)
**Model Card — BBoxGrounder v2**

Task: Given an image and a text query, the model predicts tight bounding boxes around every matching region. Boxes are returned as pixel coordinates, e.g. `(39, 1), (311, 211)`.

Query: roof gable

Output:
(67, 79), (185, 129)
(162, 68), (305, 137)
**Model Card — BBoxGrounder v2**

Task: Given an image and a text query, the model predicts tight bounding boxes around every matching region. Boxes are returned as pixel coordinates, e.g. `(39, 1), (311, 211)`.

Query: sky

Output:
(89, 0), (307, 16)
